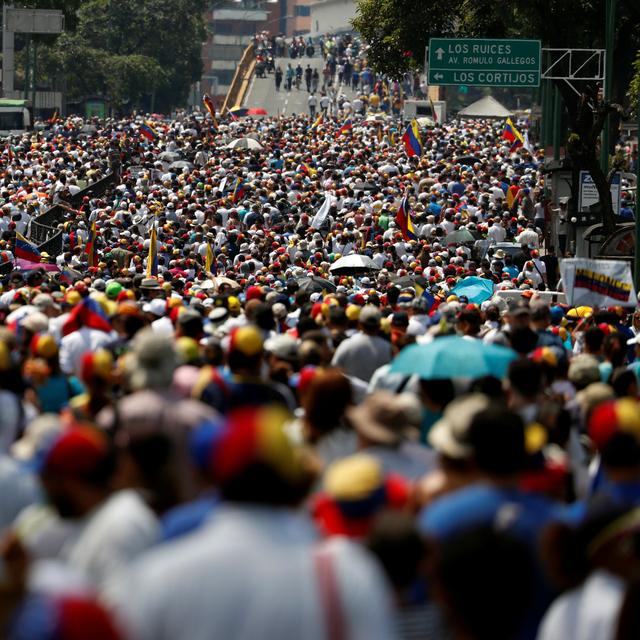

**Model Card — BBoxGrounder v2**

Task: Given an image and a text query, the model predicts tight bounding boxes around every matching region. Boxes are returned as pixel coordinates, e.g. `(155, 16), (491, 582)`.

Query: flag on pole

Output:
(205, 242), (214, 273)
(146, 225), (158, 277)
(84, 221), (97, 267)
(523, 131), (534, 154)
(395, 197), (417, 241)
(336, 117), (353, 137)
(231, 177), (246, 204)
(429, 98), (438, 124)
(502, 118), (524, 152)
(310, 193), (333, 229)
(203, 94), (218, 128)
(139, 121), (158, 141)
(309, 113), (323, 130)
(62, 297), (112, 337)
(14, 232), (41, 262)
(401, 119), (422, 157)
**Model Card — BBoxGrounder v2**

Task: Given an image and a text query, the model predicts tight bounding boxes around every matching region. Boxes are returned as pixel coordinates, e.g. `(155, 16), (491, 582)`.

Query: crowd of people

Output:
(0, 92), (639, 640)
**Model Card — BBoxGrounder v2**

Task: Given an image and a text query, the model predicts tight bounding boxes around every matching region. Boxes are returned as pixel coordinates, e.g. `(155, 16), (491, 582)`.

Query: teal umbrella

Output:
(390, 335), (517, 380)
(450, 276), (495, 304)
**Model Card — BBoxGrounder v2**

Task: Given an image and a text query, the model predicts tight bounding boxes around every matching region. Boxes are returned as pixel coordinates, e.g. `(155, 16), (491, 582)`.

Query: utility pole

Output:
(600, 0), (616, 172)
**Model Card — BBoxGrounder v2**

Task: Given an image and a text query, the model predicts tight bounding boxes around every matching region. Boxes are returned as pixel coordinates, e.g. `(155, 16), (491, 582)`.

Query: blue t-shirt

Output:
(36, 375), (84, 413)
(418, 483), (559, 547)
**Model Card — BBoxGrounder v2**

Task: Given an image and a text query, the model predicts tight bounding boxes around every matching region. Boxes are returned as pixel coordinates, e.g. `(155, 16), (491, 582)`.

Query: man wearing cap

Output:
(332, 305), (392, 383)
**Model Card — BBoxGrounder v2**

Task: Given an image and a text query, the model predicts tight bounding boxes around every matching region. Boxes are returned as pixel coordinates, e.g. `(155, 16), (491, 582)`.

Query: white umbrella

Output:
(329, 254), (381, 275)
(365, 113), (388, 122)
(226, 138), (263, 151)
(416, 116), (436, 127)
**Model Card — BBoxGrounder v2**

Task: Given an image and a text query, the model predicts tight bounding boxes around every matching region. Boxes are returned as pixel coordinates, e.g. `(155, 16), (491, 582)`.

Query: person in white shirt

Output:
(108, 408), (396, 640)
(516, 224), (540, 249)
(38, 426), (159, 590)
(487, 218), (506, 243)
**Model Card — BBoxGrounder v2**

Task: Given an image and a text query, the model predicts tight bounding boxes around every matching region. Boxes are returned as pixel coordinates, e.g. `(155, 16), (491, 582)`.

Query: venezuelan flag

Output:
(203, 93), (218, 128)
(502, 118), (524, 152)
(395, 197), (417, 241)
(139, 121), (158, 141)
(146, 225), (158, 277)
(336, 117), (353, 137)
(15, 232), (41, 262)
(62, 297), (112, 337)
(402, 119), (422, 157)
(84, 221), (97, 267)
(310, 113), (323, 130)
(297, 163), (317, 177)
(232, 177), (246, 203)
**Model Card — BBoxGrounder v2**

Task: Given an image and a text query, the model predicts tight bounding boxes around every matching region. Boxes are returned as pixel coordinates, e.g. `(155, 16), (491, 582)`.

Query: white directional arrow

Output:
(435, 47), (445, 61)
(434, 73), (444, 80)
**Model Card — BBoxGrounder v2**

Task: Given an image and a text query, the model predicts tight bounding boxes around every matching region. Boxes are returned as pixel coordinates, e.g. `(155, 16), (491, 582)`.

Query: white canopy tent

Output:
(457, 96), (513, 119)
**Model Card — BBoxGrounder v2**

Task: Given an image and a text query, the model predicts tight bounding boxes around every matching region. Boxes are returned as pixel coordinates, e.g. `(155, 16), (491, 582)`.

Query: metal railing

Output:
(221, 43), (256, 115)
(27, 171), (118, 257)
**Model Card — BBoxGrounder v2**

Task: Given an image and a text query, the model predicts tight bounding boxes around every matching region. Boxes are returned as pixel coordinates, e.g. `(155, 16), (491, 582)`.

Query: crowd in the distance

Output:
(0, 93), (639, 640)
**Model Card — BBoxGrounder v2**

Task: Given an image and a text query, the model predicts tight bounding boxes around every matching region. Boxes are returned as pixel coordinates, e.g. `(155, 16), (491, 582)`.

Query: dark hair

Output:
(433, 527), (533, 640)
(508, 359), (543, 399)
(467, 406), (526, 476)
(304, 369), (353, 437)
(508, 327), (539, 355)
(611, 368), (638, 398)
(219, 461), (312, 507)
(367, 511), (424, 591)
(601, 433), (640, 470)
(419, 378), (456, 410)
(585, 327), (605, 353)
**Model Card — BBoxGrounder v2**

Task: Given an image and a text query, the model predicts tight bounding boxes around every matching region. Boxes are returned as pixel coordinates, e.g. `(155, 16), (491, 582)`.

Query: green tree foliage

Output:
(630, 50), (640, 115)
(37, 0), (206, 111)
(352, 0), (456, 78)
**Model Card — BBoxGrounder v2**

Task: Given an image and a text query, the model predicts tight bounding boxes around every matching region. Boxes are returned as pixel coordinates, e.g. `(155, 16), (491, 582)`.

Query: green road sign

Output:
(428, 38), (541, 87)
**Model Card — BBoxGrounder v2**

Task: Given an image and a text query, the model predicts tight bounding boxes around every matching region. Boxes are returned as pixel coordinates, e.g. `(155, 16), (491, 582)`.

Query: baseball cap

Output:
(359, 304), (381, 328)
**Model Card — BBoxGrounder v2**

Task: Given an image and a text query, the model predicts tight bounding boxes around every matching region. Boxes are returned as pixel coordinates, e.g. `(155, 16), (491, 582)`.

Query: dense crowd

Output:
(0, 97), (639, 640)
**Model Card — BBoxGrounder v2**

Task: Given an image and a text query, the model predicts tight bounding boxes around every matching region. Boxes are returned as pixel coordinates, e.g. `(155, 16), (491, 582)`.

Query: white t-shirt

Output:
(64, 489), (158, 588)
(537, 570), (624, 640)
(108, 505), (396, 640)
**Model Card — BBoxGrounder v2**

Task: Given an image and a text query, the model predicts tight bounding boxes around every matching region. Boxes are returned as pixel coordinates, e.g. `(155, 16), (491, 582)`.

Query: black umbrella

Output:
(455, 155), (481, 165)
(390, 275), (429, 290)
(297, 276), (337, 294)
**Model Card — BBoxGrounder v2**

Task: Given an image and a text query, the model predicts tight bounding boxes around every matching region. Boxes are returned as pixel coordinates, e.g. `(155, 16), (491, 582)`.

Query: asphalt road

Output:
(244, 55), (356, 117)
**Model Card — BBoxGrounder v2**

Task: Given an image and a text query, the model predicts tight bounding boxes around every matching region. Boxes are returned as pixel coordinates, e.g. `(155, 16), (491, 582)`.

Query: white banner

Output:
(560, 258), (636, 307)
(310, 193), (334, 229)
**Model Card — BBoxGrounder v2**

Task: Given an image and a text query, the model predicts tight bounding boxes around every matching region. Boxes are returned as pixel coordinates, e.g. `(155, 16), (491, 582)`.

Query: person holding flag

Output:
(202, 94), (218, 128)
(232, 177), (246, 204)
(502, 117), (524, 152)
(336, 117), (353, 138)
(139, 120), (159, 141)
(309, 113), (323, 131)
(401, 119), (422, 157)
(395, 196), (417, 241)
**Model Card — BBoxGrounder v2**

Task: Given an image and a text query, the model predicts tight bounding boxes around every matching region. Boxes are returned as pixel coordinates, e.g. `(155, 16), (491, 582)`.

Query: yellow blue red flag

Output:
(401, 119), (422, 157)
